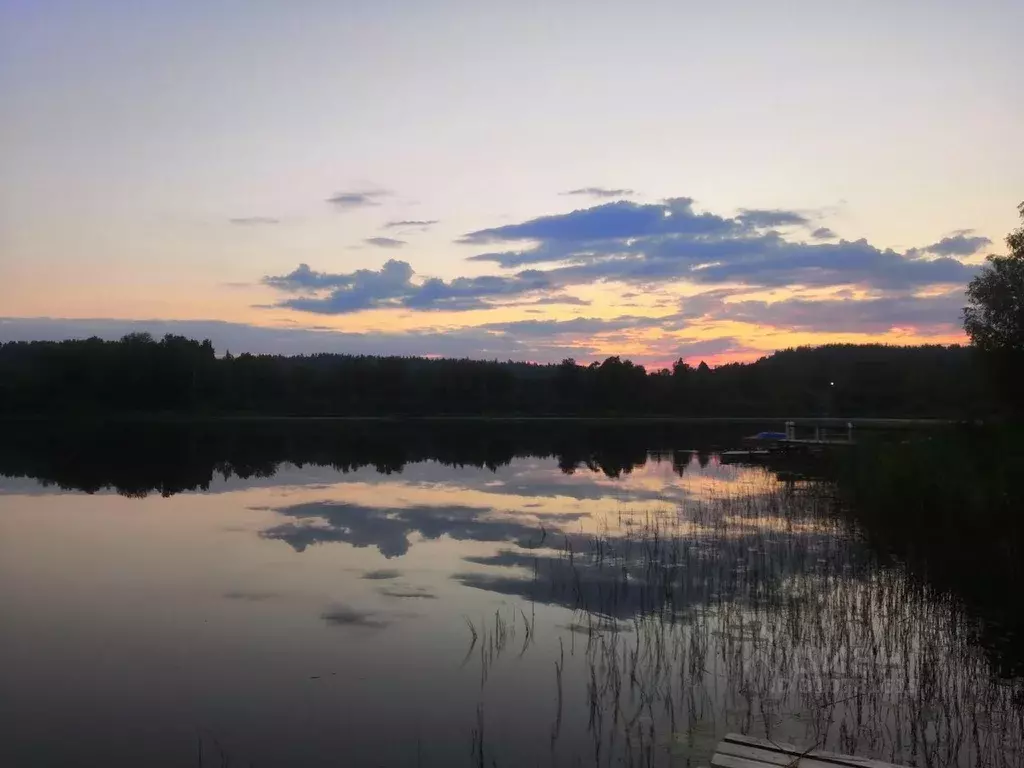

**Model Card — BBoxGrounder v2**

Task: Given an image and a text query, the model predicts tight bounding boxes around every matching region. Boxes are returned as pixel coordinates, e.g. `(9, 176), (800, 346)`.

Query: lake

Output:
(0, 421), (1021, 767)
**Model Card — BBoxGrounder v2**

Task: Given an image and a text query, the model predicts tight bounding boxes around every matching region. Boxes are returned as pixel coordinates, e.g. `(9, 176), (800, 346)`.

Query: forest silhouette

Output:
(0, 334), (989, 418)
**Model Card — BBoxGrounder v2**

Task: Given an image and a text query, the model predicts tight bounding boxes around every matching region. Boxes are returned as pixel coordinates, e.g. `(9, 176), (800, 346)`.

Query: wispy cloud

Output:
(229, 217), (279, 225)
(736, 208), (811, 228)
(378, 585), (437, 599)
(383, 219), (439, 230)
(522, 294), (591, 306)
(562, 187), (635, 198)
(477, 316), (647, 338)
(364, 237), (406, 249)
(811, 227), (837, 240)
(326, 190), (390, 209)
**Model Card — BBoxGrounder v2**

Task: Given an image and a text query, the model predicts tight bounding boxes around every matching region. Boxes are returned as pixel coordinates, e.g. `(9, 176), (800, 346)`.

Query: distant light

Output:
(830, 381), (835, 386)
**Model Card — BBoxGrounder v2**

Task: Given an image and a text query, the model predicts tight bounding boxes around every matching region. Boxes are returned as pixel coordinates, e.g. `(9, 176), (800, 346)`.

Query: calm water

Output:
(0, 423), (1021, 767)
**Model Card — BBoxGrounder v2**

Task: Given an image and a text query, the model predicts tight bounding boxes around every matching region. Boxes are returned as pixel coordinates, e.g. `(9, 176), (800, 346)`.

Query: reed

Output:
(465, 474), (1024, 767)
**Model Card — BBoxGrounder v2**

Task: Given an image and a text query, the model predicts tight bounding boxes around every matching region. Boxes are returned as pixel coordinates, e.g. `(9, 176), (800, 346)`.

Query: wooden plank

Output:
(712, 752), (778, 768)
(719, 734), (899, 768)
(716, 742), (869, 768)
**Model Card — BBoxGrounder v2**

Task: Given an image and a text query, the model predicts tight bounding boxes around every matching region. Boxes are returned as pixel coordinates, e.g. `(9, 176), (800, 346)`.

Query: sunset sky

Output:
(2, 1), (1021, 367)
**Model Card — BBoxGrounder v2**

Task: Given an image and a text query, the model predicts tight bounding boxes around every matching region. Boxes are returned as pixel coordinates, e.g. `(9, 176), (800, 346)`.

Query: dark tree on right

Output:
(963, 202), (1024, 411)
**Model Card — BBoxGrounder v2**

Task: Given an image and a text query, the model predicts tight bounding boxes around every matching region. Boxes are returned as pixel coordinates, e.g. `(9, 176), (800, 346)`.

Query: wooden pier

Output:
(728, 421), (856, 455)
(712, 733), (900, 768)
(781, 420), (855, 445)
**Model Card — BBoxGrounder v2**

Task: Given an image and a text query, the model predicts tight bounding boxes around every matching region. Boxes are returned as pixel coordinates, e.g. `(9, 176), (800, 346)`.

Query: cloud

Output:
(261, 500), (546, 557)
(461, 198), (977, 293)
(263, 259), (553, 314)
(631, 236), (973, 290)
(383, 220), (439, 230)
(251, 196), (978, 331)
(326, 190), (390, 209)
(562, 187), (635, 198)
(472, 235), (974, 293)
(670, 336), (744, 360)
(675, 292), (964, 334)
(478, 316), (648, 339)
(918, 233), (992, 257)
(229, 217), (279, 226)
(263, 261), (416, 294)
(735, 209), (811, 228)
(533, 238), (968, 292)
(361, 568), (401, 580)
(321, 605), (390, 628)
(675, 289), (736, 320)
(377, 585), (437, 599)
(364, 237), (406, 249)
(520, 294), (591, 306)
(453, 517), (872, 619)
(461, 198), (736, 245)
(8, 193), (981, 363)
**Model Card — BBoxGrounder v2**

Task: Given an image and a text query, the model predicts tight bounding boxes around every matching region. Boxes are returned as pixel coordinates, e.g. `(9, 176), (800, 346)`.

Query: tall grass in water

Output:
(490, 476), (1024, 768)
(842, 426), (1024, 678)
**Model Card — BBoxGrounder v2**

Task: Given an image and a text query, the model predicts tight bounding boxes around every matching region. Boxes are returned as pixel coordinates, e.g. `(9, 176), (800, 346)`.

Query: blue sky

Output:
(1, 0), (1021, 364)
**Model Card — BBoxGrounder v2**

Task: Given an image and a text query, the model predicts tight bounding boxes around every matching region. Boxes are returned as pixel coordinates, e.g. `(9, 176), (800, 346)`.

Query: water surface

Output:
(0, 423), (1020, 767)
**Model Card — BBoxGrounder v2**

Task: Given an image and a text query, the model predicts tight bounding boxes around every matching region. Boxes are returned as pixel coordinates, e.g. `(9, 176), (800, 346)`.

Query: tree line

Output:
(0, 420), (748, 497)
(0, 334), (991, 418)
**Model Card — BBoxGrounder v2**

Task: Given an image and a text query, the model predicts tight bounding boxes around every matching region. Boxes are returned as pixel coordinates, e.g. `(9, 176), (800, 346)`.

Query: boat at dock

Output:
(741, 420), (856, 451)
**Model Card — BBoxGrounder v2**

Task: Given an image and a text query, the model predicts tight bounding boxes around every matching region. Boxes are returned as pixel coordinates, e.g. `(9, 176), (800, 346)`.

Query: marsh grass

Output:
(467, 475), (1024, 767)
